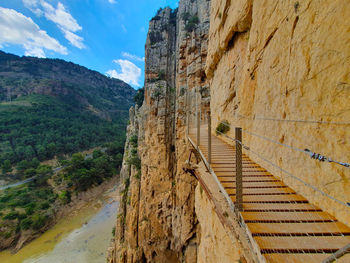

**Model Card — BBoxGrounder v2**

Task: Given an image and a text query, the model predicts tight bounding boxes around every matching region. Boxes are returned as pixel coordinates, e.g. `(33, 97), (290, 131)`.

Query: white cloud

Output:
(23, 0), (85, 49)
(22, 0), (43, 16)
(122, 52), (144, 62)
(106, 59), (141, 87)
(41, 2), (82, 32)
(24, 44), (46, 57)
(62, 29), (85, 49)
(0, 7), (67, 57)
(108, 0), (117, 4)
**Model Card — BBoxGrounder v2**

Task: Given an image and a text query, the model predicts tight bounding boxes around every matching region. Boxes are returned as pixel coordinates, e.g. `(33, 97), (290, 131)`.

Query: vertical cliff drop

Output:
(108, 0), (350, 262)
(108, 1), (213, 262)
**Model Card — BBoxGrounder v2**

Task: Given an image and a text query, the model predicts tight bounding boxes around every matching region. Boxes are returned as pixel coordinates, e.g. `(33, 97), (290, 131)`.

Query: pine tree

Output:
(1, 160), (12, 174)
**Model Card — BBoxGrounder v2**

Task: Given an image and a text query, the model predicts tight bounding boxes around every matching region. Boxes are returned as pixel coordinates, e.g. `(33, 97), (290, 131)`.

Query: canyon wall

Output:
(109, 0), (350, 262)
(108, 1), (231, 262)
(206, 0), (350, 225)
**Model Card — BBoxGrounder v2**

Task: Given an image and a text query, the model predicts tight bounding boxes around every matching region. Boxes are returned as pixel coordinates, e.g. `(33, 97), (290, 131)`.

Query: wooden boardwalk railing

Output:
(188, 125), (350, 263)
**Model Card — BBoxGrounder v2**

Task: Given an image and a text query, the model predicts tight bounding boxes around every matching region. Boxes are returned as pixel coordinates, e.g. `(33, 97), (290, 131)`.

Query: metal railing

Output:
(185, 93), (350, 261)
(186, 90), (245, 212)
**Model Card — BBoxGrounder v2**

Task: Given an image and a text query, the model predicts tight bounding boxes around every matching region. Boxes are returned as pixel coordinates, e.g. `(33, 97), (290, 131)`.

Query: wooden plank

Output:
(190, 131), (350, 263)
(213, 167), (264, 172)
(242, 211), (335, 222)
(221, 181), (287, 188)
(226, 187), (295, 195)
(264, 253), (329, 263)
(235, 195), (307, 203)
(255, 236), (350, 250)
(248, 222), (350, 235)
(215, 172), (273, 177)
(218, 177), (278, 182)
(243, 203), (320, 211)
(212, 163), (257, 167)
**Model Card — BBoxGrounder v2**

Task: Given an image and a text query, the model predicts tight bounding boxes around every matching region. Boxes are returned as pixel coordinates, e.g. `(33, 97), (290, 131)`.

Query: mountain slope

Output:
(0, 51), (135, 167)
(0, 51), (135, 120)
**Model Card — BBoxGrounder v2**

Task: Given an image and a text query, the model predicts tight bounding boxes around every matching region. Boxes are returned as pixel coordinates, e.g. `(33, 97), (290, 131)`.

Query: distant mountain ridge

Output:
(0, 51), (135, 166)
(0, 50), (135, 120)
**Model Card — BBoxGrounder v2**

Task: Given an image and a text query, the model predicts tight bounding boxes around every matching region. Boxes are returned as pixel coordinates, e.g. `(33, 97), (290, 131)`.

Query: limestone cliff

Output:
(109, 0), (350, 262)
(206, 0), (350, 225)
(108, 2), (211, 262)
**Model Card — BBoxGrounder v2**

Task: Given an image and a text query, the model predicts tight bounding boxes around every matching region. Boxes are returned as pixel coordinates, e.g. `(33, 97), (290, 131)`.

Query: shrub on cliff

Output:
(134, 87), (144, 108)
(127, 155), (141, 171)
(184, 16), (199, 32)
(216, 121), (230, 135)
(129, 135), (138, 148)
(58, 190), (71, 204)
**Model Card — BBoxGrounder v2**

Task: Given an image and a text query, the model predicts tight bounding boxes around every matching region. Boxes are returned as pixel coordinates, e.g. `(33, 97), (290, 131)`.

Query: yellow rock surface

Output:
(206, 0), (350, 225)
(195, 184), (241, 263)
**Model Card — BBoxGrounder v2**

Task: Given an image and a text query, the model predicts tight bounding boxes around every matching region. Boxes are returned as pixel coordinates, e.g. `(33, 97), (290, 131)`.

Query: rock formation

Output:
(109, 0), (350, 262)
(108, 1), (212, 262)
(206, 0), (350, 225)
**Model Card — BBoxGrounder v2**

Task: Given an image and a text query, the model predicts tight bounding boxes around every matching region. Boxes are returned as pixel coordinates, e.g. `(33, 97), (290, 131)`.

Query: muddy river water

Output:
(0, 187), (118, 263)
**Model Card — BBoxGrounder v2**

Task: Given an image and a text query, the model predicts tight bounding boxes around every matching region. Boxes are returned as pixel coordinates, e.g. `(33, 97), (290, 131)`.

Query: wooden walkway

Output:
(189, 126), (350, 263)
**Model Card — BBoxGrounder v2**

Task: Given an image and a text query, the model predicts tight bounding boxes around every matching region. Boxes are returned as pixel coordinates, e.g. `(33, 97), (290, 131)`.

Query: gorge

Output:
(108, 0), (350, 262)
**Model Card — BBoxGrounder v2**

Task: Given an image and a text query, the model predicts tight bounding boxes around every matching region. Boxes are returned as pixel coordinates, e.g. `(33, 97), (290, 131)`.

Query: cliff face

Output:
(206, 0), (350, 225)
(109, 2), (211, 262)
(109, 0), (350, 262)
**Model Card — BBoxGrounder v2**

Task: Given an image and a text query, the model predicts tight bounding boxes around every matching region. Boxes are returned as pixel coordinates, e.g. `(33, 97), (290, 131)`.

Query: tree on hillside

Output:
(1, 160), (12, 175)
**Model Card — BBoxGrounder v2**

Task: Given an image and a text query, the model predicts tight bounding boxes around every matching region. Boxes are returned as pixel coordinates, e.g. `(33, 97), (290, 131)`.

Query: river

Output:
(0, 186), (119, 263)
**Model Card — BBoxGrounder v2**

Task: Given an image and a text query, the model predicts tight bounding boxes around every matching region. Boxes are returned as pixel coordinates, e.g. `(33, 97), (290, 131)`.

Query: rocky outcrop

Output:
(108, 1), (214, 262)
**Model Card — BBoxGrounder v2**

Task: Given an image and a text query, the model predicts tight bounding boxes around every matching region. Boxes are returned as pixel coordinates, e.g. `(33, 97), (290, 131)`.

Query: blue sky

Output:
(0, 0), (179, 89)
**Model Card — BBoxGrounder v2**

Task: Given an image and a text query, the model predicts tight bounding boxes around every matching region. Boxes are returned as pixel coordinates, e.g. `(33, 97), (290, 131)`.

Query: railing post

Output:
(235, 127), (243, 212)
(207, 112), (211, 164)
(196, 92), (200, 147)
(186, 91), (189, 136)
(197, 107), (200, 147)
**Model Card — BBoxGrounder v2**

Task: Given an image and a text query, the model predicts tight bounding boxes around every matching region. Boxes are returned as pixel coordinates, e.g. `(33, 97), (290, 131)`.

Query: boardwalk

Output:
(189, 125), (350, 263)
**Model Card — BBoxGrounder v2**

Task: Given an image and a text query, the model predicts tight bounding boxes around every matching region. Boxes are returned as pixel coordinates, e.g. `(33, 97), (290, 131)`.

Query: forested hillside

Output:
(0, 50), (134, 250)
(0, 51), (135, 169)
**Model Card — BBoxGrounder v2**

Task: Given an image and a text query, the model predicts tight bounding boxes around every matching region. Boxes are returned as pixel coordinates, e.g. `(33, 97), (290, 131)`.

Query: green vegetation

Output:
(0, 174), (55, 237)
(0, 50), (132, 249)
(182, 13), (199, 32)
(0, 94), (126, 172)
(216, 120), (230, 135)
(0, 50), (135, 175)
(129, 135), (138, 148)
(294, 1), (300, 12)
(126, 134), (141, 171)
(61, 150), (115, 191)
(1, 160), (12, 175)
(158, 70), (166, 80)
(0, 139), (125, 246)
(134, 87), (144, 108)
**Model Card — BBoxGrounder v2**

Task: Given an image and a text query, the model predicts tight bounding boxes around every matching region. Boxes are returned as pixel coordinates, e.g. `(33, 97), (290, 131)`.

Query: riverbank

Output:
(1, 175), (120, 253)
(0, 176), (120, 263)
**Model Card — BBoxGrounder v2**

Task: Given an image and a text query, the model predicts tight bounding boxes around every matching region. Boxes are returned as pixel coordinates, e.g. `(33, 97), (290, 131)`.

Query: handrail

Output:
(216, 121), (350, 209)
(186, 103), (350, 261)
(237, 114), (350, 125)
(219, 121), (350, 169)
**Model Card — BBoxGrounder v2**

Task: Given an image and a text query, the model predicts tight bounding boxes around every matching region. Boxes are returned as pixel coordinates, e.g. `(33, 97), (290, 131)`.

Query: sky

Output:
(0, 0), (179, 89)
